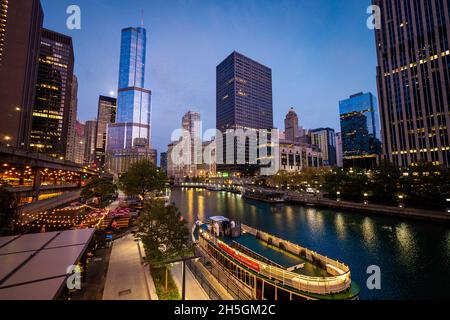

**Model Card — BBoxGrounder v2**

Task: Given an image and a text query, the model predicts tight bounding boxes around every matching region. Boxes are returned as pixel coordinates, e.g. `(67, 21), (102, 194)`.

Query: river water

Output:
(170, 188), (450, 300)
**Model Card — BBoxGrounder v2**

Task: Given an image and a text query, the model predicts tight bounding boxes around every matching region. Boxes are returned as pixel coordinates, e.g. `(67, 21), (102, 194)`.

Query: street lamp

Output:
(165, 255), (202, 300)
(363, 193), (369, 205)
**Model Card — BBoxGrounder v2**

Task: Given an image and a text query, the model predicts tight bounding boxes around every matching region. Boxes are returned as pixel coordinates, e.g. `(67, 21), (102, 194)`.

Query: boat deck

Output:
(201, 224), (329, 277)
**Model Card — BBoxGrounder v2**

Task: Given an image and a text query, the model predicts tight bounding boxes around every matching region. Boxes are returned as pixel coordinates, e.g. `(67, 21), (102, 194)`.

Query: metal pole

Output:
(182, 260), (186, 300)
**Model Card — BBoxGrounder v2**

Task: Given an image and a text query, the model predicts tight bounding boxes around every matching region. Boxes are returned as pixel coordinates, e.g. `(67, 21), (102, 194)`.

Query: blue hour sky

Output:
(41, 0), (377, 155)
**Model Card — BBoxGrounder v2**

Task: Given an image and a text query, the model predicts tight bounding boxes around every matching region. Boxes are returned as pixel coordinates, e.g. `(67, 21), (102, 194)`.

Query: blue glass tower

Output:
(107, 27), (152, 153)
(339, 92), (381, 169)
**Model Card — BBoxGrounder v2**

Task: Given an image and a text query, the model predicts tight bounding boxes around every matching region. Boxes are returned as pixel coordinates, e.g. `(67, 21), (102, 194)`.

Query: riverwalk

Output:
(288, 192), (450, 223)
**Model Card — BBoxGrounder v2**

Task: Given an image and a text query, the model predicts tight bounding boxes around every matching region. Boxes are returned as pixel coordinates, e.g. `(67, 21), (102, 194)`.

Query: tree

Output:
(136, 201), (193, 267)
(118, 160), (167, 200)
(369, 160), (401, 204)
(0, 187), (18, 236)
(401, 162), (450, 209)
(81, 177), (117, 202)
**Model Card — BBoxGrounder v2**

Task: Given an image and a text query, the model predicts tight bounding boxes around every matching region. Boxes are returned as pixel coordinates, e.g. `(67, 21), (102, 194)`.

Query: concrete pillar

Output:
(32, 168), (42, 201)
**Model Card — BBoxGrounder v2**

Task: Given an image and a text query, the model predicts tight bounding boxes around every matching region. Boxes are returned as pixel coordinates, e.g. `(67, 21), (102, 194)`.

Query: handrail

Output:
(199, 227), (352, 295)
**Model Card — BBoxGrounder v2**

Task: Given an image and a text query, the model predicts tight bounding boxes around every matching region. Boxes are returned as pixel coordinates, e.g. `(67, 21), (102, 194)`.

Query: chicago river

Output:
(171, 188), (450, 300)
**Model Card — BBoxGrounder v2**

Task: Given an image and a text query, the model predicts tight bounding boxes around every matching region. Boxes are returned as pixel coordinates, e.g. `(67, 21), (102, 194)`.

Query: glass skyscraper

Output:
(339, 92), (381, 169)
(107, 27), (152, 152)
(106, 27), (155, 174)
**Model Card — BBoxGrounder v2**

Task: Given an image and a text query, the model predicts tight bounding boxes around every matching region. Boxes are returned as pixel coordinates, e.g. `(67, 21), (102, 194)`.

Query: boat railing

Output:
(242, 225), (350, 276)
(199, 227), (352, 295)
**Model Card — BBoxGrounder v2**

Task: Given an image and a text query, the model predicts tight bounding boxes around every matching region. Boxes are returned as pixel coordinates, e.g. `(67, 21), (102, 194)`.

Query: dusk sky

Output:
(41, 0), (376, 155)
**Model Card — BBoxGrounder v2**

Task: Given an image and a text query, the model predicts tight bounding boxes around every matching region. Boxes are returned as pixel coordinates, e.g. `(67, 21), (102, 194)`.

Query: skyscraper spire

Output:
(140, 9), (144, 28)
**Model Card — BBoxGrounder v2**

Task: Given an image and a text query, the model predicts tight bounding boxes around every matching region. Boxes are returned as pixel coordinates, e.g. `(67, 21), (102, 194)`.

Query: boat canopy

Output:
(208, 216), (230, 223)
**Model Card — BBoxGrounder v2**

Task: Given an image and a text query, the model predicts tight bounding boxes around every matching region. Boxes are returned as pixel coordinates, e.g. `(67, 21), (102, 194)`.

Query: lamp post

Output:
(363, 193), (369, 205)
(398, 195), (405, 208)
(165, 255), (202, 300)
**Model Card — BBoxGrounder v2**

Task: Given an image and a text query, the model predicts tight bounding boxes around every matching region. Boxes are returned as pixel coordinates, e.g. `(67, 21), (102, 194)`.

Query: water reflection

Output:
(170, 188), (450, 300)
(335, 213), (346, 240)
(395, 223), (417, 267)
(361, 217), (376, 249)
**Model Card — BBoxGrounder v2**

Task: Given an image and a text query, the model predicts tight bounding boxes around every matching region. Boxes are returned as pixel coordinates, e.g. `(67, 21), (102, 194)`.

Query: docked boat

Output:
(206, 185), (224, 191)
(194, 216), (359, 300)
(242, 187), (287, 203)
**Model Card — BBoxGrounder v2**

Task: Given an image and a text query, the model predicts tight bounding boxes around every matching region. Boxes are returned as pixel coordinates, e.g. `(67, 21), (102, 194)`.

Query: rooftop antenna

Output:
(140, 9), (144, 28)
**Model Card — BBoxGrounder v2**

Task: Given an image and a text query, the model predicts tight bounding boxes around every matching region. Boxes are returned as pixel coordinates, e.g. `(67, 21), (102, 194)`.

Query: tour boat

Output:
(206, 185), (224, 191)
(194, 216), (359, 300)
(242, 187), (287, 203)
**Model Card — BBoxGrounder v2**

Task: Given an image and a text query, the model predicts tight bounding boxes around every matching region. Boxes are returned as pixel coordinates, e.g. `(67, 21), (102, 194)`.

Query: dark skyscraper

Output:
(374, 0), (450, 167)
(339, 92), (382, 169)
(95, 95), (117, 170)
(30, 29), (74, 159)
(217, 51), (273, 132)
(216, 51), (273, 175)
(0, 0), (43, 149)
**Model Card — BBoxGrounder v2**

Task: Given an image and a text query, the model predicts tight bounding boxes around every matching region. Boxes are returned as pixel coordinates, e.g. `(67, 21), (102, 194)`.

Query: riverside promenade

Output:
(288, 191), (450, 223)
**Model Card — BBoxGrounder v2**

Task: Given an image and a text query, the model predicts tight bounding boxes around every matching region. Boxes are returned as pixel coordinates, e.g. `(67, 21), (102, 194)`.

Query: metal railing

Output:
(199, 227), (352, 295)
(185, 259), (221, 300)
(196, 245), (252, 300)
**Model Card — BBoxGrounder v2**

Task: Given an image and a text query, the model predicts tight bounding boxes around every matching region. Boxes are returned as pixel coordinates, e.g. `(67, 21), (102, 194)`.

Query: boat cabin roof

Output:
(208, 216), (230, 223)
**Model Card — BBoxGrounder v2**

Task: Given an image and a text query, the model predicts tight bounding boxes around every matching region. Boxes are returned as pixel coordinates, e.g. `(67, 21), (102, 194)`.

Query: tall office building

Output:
(285, 108), (300, 142)
(66, 75), (78, 162)
(310, 128), (337, 166)
(283, 108), (309, 145)
(0, 0), (43, 149)
(374, 0), (450, 167)
(74, 120), (85, 165)
(339, 92), (382, 169)
(216, 51), (273, 175)
(335, 132), (343, 168)
(182, 110), (201, 140)
(160, 152), (168, 173)
(30, 29), (75, 159)
(84, 120), (97, 165)
(95, 95), (117, 170)
(182, 110), (202, 166)
(106, 26), (155, 174)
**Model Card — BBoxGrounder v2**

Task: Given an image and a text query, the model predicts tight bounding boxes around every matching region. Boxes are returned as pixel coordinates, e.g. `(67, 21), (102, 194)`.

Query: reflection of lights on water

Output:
(305, 208), (324, 234)
(285, 206), (294, 225)
(395, 223), (417, 266)
(362, 217), (376, 248)
(335, 213), (346, 239)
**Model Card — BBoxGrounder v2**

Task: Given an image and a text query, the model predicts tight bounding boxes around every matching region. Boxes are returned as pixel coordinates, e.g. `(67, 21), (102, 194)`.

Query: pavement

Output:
(102, 234), (156, 300)
(72, 246), (112, 300)
(171, 262), (209, 300)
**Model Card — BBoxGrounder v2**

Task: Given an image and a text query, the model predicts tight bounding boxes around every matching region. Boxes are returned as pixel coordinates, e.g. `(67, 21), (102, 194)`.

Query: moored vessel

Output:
(194, 216), (359, 300)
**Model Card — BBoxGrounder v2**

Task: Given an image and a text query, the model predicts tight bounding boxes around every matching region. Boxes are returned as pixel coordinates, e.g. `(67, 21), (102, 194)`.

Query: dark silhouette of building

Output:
(216, 51), (273, 176)
(0, 0), (43, 149)
(30, 29), (74, 159)
(374, 0), (450, 167)
(95, 95), (117, 170)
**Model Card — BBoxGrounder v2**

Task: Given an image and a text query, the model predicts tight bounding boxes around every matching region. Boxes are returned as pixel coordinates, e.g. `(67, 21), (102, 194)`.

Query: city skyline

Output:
(40, 0), (377, 154)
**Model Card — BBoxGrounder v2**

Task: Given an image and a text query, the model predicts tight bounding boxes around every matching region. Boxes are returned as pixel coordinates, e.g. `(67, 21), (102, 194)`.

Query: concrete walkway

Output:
(171, 262), (209, 300)
(102, 234), (156, 300)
